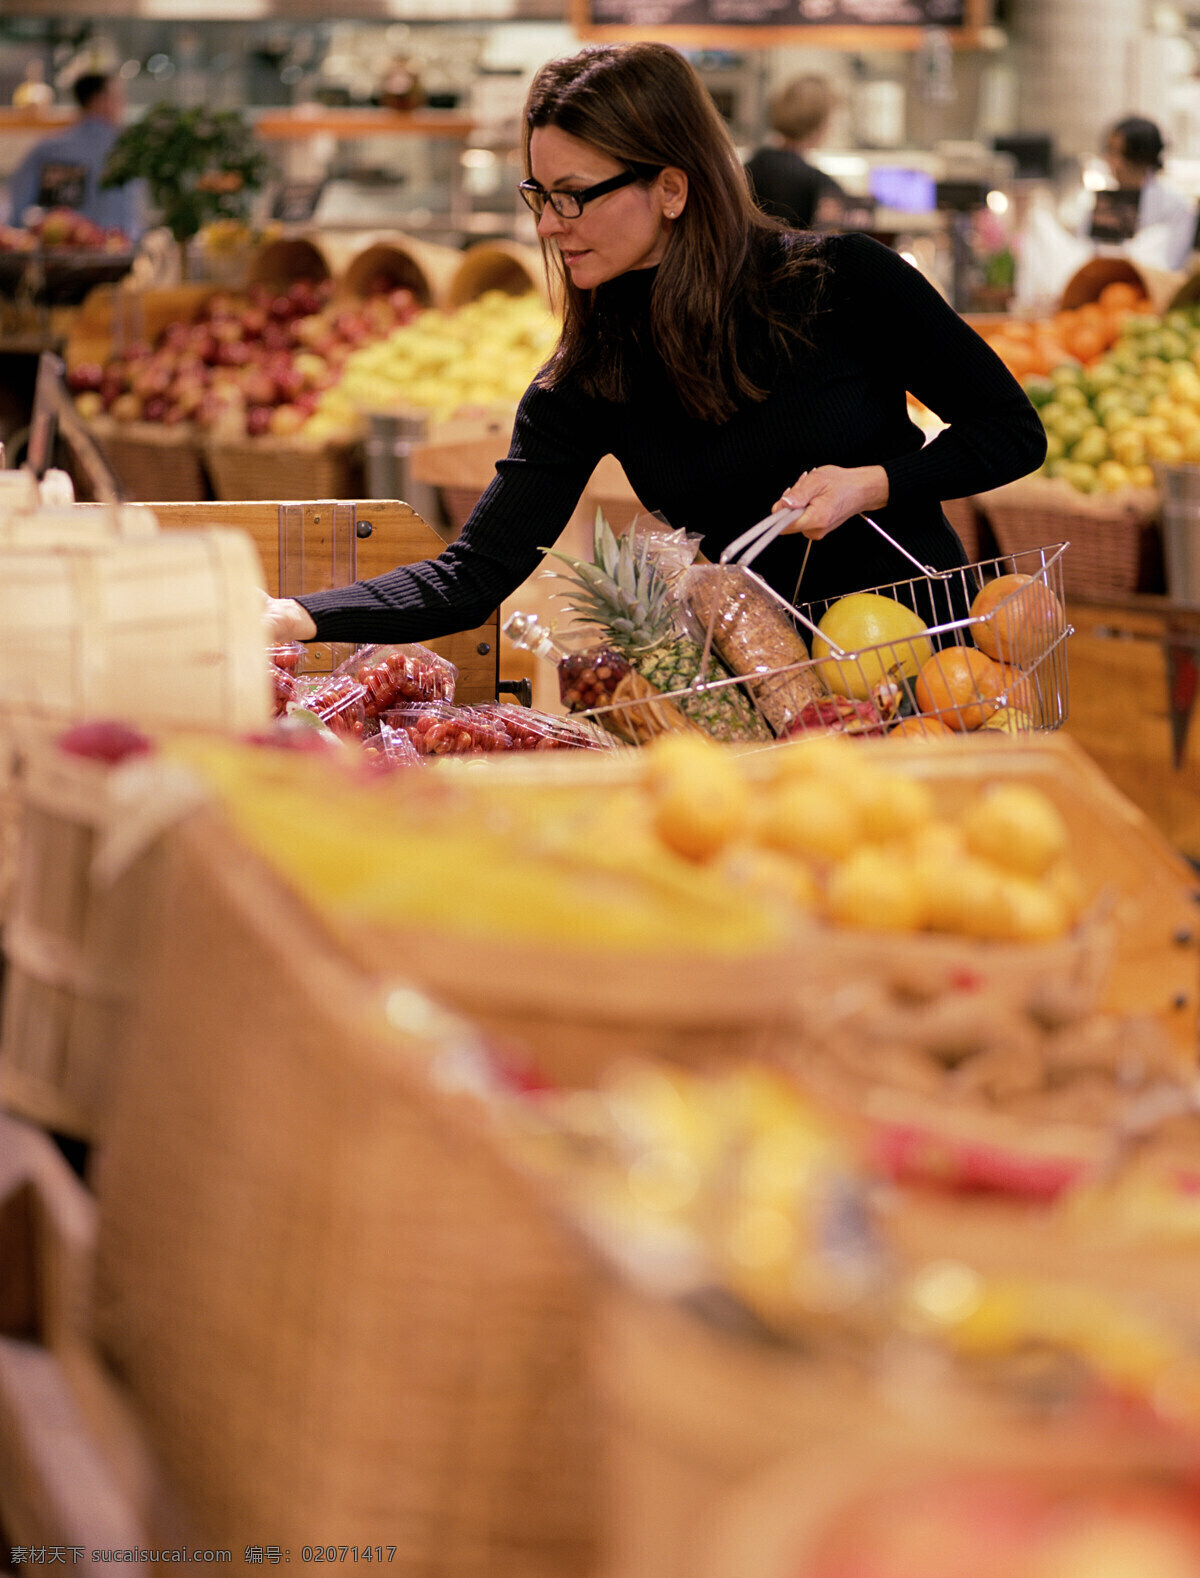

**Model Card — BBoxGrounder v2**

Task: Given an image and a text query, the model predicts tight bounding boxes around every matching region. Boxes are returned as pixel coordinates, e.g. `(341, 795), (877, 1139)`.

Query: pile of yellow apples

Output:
(1027, 302), (1200, 493)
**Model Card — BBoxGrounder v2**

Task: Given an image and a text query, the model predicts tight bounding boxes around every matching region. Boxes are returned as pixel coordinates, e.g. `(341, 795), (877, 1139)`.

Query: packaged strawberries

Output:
(292, 674), (368, 740)
(267, 643), (303, 717)
(473, 703), (617, 751)
(386, 702), (512, 756)
(332, 643), (457, 717)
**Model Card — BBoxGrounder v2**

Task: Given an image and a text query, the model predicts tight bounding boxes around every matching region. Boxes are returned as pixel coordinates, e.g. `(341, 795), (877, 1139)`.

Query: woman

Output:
(265, 43), (1044, 648)
(1085, 116), (1196, 273)
(744, 74), (846, 230)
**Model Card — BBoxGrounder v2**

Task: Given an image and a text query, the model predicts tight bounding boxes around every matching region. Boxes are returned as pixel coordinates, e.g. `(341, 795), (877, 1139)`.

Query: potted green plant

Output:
(101, 103), (270, 279)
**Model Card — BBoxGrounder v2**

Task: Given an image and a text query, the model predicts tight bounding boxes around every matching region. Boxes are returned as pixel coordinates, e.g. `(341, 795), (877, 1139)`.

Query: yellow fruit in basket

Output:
(762, 733), (859, 784)
(1109, 427), (1146, 468)
(961, 784), (1068, 879)
(970, 574), (1065, 665)
(813, 594), (933, 700)
(981, 706), (1035, 735)
(1148, 431), (1185, 463)
(914, 852), (1009, 938)
(1130, 463), (1157, 487)
(721, 842), (820, 911)
(825, 847), (924, 932)
(1096, 460), (1133, 492)
(755, 779), (861, 864)
(995, 875), (1069, 941)
(909, 819), (967, 863)
(645, 735), (750, 861)
(848, 767), (936, 842)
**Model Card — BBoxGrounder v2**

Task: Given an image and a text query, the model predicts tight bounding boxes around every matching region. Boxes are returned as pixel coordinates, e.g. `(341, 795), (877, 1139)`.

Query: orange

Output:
(888, 714), (954, 740)
(998, 663), (1043, 719)
(1074, 301), (1107, 328)
(1065, 321), (1108, 364)
(1032, 335), (1072, 375)
(914, 646), (1006, 731)
(1097, 280), (1145, 311)
(969, 574), (1065, 664)
(987, 336), (1040, 379)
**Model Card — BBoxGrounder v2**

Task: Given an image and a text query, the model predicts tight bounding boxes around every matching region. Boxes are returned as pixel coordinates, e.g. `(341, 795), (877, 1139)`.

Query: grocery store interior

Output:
(8, 0), (1200, 1572)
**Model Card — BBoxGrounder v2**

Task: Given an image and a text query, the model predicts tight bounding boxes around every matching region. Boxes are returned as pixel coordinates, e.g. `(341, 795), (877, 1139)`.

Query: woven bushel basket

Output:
(977, 476), (1160, 598)
(88, 416), (210, 503)
(205, 435), (364, 502)
(91, 809), (598, 1572)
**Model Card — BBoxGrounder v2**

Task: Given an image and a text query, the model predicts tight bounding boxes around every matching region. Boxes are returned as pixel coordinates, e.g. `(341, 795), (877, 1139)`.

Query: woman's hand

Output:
(262, 591), (317, 644)
(772, 465), (890, 540)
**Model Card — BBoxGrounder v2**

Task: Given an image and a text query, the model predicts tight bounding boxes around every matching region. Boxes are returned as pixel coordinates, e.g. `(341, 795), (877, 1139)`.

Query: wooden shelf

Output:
(253, 109), (475, 142)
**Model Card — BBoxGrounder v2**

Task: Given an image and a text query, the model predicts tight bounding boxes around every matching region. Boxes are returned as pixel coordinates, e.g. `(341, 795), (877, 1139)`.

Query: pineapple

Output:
(545, 513), (770, 744)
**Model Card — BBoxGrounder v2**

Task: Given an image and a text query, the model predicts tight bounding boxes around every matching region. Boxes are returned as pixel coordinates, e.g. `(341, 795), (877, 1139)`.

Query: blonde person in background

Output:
(744, 74), (846, 231)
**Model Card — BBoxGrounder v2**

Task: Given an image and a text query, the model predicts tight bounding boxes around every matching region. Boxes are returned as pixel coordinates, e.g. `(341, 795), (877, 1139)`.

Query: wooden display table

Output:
(116, 497), (499, 704)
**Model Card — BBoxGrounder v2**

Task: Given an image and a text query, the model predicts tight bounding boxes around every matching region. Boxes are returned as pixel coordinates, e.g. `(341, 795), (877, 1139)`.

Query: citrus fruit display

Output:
(1009, 297), (1200, 494)
(913, 646), (1007, 731)
(812, 593), (933, 700)
(978, 278), (1156, 382)
(970, 573), (1066, 665)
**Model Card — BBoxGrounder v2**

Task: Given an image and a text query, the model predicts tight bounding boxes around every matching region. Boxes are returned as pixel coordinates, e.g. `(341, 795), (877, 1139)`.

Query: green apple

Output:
(1071, 425), (1110, 466)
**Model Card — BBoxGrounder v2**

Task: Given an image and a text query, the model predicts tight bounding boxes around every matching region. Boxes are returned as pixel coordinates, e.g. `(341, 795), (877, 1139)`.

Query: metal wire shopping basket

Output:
(576, 513), (1072, 744)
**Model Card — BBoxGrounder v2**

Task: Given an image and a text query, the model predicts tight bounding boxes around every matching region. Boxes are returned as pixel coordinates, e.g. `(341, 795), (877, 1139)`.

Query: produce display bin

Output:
(87, 415), (211, 503)
(204, 433), (364, 504)
(976, 476), (1162, 599)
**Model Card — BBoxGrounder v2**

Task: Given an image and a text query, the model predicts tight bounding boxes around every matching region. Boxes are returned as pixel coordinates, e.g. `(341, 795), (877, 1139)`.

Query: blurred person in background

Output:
(8, 72), (144, 239)
(744, 74), (846, 230)
(1080, 115), (1196, 272)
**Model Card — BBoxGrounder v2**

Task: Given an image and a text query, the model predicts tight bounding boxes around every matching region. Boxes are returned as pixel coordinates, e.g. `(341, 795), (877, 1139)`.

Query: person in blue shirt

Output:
(8, 73), (145, 239)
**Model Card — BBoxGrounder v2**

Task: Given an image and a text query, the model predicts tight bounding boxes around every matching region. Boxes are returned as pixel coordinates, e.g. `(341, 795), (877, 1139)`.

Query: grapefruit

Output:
(914, 646), (1006, 730)
(970, 573), (1065, 664)
(813, 593), (932, 700)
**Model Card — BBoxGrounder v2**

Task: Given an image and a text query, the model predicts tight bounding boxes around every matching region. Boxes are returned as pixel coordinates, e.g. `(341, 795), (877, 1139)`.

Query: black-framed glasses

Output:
(518, 166), (658, 220)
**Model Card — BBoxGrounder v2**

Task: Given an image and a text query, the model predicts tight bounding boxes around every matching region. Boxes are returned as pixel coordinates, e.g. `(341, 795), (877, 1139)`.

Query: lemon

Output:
(754, 779), (861, 863)
(961, 784), (1068, 878)
(980, 706), (1035, 734)
(825, 847), (924, 932)
(848, 766), (936, 841)
(813, 593), (933, 700)
(646, 735), (750, 861)
(914, 852), (1009, 938)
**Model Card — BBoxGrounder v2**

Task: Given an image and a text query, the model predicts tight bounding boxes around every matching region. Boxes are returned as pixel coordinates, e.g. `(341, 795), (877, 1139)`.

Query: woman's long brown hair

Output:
(522, 42), (824, 424)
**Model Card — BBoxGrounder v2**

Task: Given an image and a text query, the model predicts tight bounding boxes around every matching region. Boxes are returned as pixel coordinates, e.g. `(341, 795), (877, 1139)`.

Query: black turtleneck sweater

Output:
(297, 233), (1046, 642)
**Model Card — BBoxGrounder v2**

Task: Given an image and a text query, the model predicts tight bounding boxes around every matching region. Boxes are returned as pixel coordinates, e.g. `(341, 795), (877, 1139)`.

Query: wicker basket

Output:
(977, 475), (1161, 598)
(205, 434), (364, 502)
(338, 236), (460, 310)
(444, 241), (551, 310)
(91, 808), (599, 1569)
(0, 740), (170, 1143)
(245, 236), (333, 295)
(88, 417), (211, 504)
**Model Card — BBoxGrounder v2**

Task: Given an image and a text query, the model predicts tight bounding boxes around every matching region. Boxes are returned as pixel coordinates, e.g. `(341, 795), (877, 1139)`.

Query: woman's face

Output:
(528, 124), (683, 290)
(1105, 132), (1144, 189)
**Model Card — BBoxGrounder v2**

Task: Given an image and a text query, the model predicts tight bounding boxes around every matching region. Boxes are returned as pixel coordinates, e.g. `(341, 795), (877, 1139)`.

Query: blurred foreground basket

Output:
(90, 808), (598, 1570)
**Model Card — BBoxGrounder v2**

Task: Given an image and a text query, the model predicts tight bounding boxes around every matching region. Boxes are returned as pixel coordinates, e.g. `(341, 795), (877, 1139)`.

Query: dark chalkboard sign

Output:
(575, 0), (985, 45)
